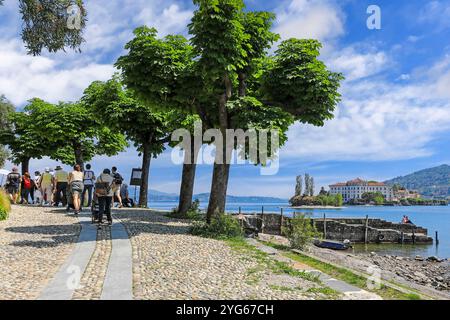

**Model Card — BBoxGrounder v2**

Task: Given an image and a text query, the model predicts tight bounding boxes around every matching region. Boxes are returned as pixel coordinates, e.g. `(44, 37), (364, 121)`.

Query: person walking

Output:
(81, 164), (96, 207)
(54, 165), (69, 207)
(40, 168), (54, 206)
(20, 172), (33, 204)
(33, 171), (42, 205)
(111, 166), (124, 208)
(95, 169), (114, 229)
(5, 167), (21, 204)
(68, 164), (84, 215)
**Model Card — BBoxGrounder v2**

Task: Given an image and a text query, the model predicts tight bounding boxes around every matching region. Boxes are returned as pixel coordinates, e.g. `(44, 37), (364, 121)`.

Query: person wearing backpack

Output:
(81, 164), (96, 207)
(20, 172), (33, 204)
(6, 167), (21, 204)
(95, 168), (114, 229)
(111, 166), (124, 208)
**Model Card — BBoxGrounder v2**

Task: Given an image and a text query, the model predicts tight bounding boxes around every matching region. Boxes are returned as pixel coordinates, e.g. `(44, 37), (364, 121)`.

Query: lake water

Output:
(149, 201), (450, 259)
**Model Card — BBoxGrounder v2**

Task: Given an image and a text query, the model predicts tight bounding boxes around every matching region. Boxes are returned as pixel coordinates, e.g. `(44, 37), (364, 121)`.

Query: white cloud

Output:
(418, 0), (450, 30)
(280, 55), (450, 162)
(0, 0), (193, 106)
(274, 0), (345, 42)
(0, 39), (115, 106)
(328, 46), (388, 81)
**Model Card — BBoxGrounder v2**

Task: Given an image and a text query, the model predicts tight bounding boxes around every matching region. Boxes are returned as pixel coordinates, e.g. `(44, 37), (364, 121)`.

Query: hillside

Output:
(385, 164), (450, 198)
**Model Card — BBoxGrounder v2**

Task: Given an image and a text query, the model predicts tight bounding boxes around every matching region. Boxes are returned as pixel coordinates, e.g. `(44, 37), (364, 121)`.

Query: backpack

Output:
(113, 172), (123, 185)
(83, 170), (95, 184)
(95, 177), (111, 197)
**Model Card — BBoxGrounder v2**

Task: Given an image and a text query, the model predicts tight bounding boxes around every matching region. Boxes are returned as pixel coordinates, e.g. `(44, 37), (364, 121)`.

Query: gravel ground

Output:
(0, 205), (80, 300)
(72, 226), (112, 300)
(115, 210), (338, 300)
(364, 254), (450, 292)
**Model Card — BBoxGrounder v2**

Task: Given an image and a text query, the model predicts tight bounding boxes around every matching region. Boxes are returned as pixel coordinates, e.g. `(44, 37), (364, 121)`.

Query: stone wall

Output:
(237, 213), (433, 244)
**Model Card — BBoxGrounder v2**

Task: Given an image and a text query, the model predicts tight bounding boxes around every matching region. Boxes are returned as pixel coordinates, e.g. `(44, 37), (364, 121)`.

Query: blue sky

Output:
(1, 0), (450, 198)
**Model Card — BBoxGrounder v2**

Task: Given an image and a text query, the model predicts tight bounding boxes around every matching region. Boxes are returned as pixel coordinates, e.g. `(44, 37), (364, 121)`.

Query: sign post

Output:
(130, 168), (143, 205)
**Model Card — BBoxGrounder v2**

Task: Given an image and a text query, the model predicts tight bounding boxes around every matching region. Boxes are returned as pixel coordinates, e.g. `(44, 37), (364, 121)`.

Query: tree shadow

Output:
(113, 209), (192, 238)
(5, 224), (80, 248)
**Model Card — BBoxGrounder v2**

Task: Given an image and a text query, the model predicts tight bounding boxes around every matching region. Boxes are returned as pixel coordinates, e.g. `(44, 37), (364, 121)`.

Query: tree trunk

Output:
(177, 138), (200, 216)
(21, 157), (30, 175)
(206, 161), (231, 222)
(238, 73), (247, 97)
(73, 143), (84, 168)
(206, 74), (233, 222)
(139, 141), (152, 207)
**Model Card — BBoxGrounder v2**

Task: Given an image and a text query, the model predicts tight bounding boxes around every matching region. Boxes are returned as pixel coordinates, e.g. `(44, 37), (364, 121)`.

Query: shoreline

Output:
(290, 206), (345, 210)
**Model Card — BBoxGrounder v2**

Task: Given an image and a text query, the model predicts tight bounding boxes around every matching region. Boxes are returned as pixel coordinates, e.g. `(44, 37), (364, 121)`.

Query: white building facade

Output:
(329, 178), (394, 203)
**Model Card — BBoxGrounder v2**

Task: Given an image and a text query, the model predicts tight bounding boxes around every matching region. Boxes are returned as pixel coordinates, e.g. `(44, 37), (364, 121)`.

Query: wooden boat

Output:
(313, 239), (351, 250)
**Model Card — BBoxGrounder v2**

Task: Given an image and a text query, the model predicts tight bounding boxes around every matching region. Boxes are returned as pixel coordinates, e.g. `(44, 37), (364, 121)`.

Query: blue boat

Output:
(313, 239), (351, 250)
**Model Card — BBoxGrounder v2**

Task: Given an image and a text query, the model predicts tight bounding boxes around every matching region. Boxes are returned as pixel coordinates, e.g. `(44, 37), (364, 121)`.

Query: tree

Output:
(335, 194), (343, 207)
(0, 96), (14, 168)
(295, 175), (303, 197)
(82, 78), (177, 207)
(304, 174), (311, 196)
(319, 187), (328, 196)
(24, 98), (127, 168)
(0, 100), (60, 174)
(117, 0), (343, 223)
(1, 0), (87, 55)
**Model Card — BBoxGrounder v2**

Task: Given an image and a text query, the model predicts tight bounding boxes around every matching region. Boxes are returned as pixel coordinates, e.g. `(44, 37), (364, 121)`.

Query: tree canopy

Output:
(116, 0), (343, 220)
(24, 98), (127, 167)
(82, 77), (182, 206)
(0, 95), (15, 168)
(1, 0), (87, 55)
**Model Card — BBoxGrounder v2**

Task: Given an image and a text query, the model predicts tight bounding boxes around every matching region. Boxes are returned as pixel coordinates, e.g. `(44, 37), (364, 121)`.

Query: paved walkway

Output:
(38, 213), (133, 300)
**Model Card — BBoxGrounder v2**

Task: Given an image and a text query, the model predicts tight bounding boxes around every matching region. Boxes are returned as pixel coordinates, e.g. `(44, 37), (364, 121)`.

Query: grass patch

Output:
(261, 241), (424, 300)
(0, 189), (11, 221)
(224, 238), (339, 299)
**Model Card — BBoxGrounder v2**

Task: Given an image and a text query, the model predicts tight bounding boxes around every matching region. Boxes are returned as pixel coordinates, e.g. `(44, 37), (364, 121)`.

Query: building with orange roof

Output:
(329, 178), (394, 203)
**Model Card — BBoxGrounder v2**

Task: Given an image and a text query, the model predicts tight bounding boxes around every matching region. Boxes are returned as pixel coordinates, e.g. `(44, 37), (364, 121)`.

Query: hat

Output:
(55, 165), (62, 170)
(45, 167), (50, 172)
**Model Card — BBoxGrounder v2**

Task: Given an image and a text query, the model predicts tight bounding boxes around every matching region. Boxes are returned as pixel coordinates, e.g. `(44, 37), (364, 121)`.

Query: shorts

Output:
(7, 185), (19, 194)
(112, 184), (122, 197)
(71, 181), (84, 196)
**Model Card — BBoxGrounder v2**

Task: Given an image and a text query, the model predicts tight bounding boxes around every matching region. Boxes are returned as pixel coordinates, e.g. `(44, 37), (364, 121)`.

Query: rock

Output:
(426, 256), (443, 263)
(395, 256), (404, 261)
(370, 252), (377, 256)
(415, 255), (424, 261)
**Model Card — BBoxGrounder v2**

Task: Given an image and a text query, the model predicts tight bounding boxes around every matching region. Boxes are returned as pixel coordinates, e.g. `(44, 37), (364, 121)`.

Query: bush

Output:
(169, 200), (204, 221)
(0, 189), (11, 217)
(282, 215), (320, 250)
(0, 207), (8, 221)
(191, 212), (244, 239)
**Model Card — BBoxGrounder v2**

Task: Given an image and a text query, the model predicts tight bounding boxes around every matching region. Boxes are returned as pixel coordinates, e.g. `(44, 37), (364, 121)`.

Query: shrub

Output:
(169, 200), (204, 221)
(282, 215), (320, 250)
(0, 189), (11, 215)
(0, 207), (8, 221)
(191, 212), (244, 239)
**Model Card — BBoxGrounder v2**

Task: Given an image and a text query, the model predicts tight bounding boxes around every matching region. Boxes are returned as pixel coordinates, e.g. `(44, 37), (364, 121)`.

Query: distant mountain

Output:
(193, 193), (287, 203)
(148, 190), (287, 203)
(385, 164), (450, 198)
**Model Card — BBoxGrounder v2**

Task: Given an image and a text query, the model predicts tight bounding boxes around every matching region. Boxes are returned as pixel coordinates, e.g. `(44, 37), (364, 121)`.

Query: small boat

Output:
(313, 239), (351, 250)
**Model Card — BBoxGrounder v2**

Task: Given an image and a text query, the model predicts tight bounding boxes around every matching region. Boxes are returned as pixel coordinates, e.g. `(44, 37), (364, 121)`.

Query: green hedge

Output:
(0, 189), (11, 221)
